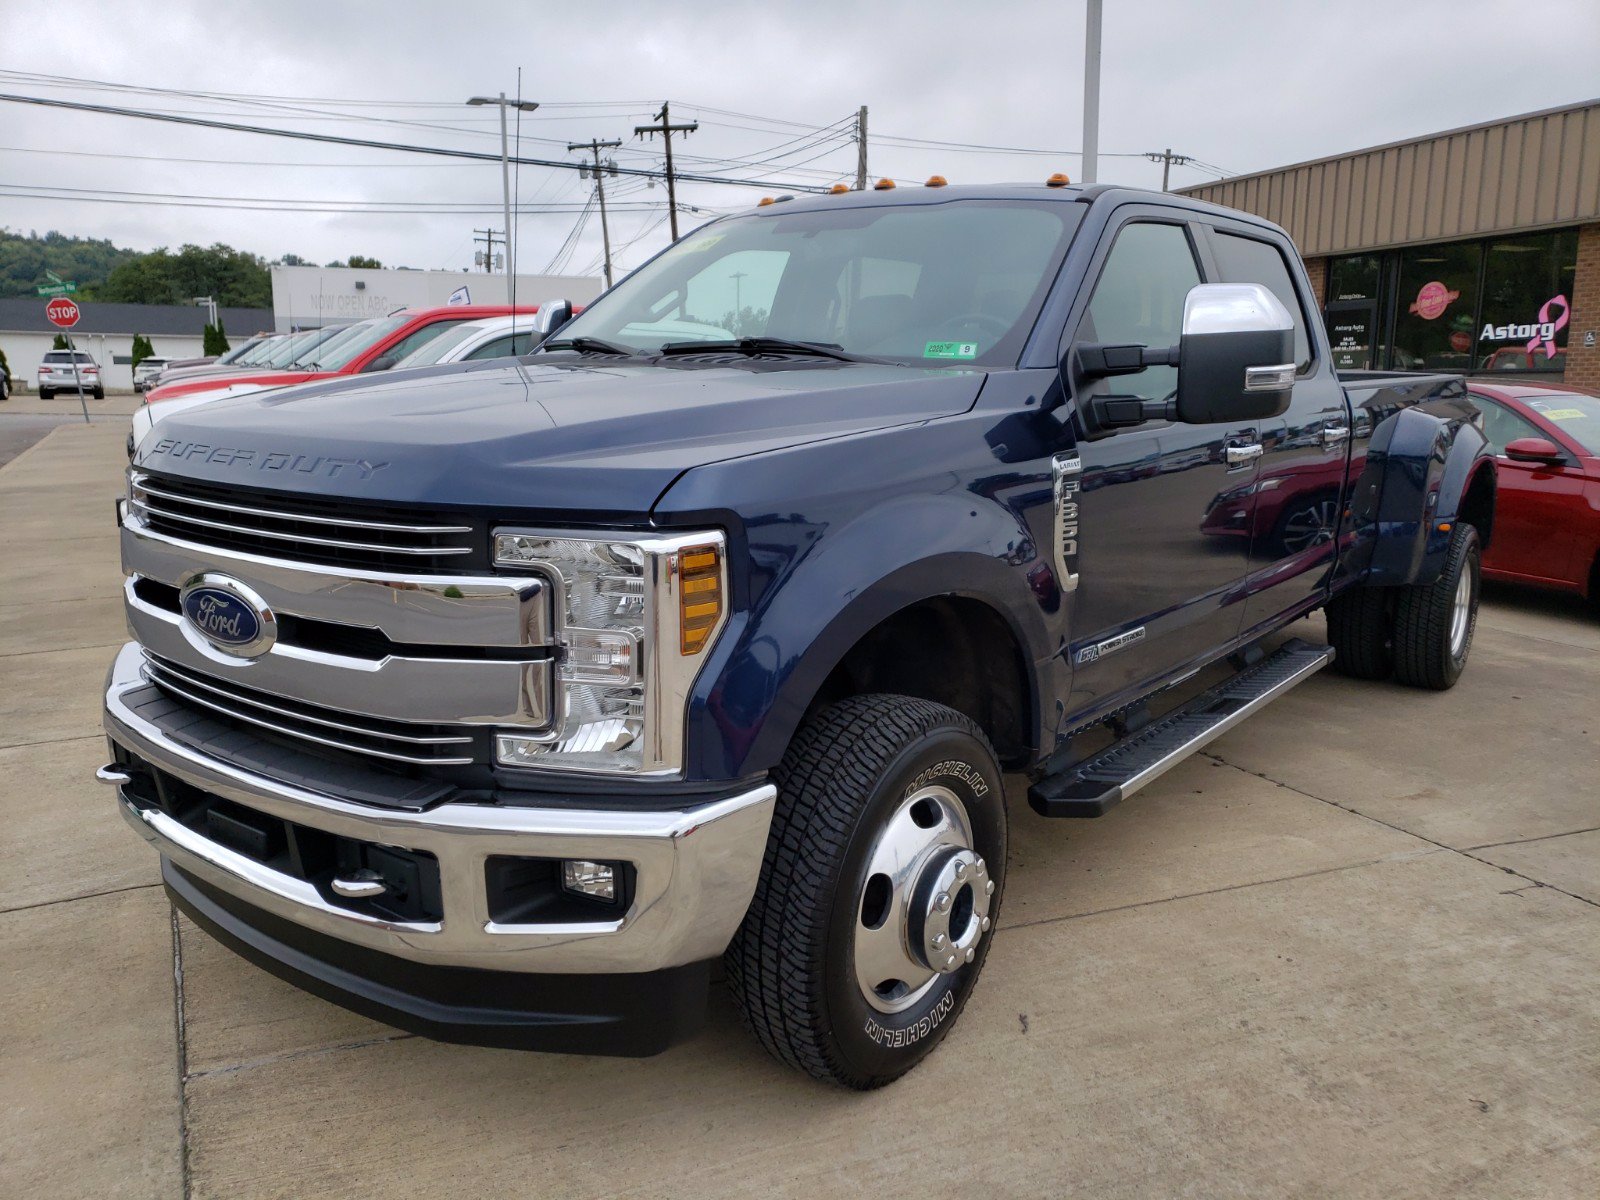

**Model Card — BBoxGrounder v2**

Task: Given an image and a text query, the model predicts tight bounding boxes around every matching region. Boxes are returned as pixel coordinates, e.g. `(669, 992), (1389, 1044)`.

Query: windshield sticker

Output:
(924, 340), (978, 360)
(1536, 408), (1586, 421)
(677, 234), (725, 255)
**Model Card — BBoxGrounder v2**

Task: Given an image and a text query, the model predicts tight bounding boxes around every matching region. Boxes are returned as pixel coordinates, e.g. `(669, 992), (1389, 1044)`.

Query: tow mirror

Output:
(1174, 283), (1296, 424)
(1503, 436), (1564, 465)
(533, 299), (574, 341)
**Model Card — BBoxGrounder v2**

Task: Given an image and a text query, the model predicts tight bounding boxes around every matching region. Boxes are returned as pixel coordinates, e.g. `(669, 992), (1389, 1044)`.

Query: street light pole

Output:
(467, 94), (540, 305)
(1082, 0), (1102, 185)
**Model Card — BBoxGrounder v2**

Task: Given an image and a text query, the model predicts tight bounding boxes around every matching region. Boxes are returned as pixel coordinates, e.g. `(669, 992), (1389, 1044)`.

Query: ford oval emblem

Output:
(178, 574), (276, 659)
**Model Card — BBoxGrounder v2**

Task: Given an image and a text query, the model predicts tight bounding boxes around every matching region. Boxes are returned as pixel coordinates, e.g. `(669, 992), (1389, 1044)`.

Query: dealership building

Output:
(1180, 98), (1600, 394)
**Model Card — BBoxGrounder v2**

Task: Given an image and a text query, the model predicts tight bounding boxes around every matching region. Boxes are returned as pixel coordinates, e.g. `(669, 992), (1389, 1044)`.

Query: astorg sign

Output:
(178, 574), (277, 659)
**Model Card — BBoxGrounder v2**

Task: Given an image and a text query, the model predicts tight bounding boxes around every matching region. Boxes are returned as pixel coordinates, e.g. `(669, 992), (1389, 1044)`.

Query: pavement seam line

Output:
(1203, 751), (1600, 911)
(170, 906), (194, 1200)
(0, 640), (126, 661)
(185, 1032), (419, 1085)
(1464, 824), (1600, 852)
(0, 880), (160, 916)
(0, 733), (113, 753)
(1000, 847), (1443, 933)
(1473, 622), (1600, 654)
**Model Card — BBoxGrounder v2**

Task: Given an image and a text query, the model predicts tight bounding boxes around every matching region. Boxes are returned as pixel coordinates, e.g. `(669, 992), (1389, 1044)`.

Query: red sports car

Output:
(1463, 380), (1600, 601)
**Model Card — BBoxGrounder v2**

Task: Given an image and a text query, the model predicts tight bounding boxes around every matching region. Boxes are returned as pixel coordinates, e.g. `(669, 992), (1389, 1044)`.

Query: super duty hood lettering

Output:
(147, 438), (389, 480)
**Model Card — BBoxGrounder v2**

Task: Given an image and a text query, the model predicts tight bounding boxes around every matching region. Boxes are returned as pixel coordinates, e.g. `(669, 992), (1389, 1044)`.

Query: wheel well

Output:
(809, 597), (1032, 768)
(1458, 464), (1496, 549)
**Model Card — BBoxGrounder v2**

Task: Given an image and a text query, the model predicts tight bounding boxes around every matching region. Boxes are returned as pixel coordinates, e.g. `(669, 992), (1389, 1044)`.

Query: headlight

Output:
(493, 530), (726, 776)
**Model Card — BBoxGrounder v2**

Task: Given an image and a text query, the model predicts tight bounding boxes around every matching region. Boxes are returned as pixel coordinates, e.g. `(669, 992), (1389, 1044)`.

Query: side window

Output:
(1081, 222), (1200, 402)
(1466, 395), (1542, 456)
(1211, 231), (1312, 371)
(464, 334), (515, 361)
(372, 321), (464, 369)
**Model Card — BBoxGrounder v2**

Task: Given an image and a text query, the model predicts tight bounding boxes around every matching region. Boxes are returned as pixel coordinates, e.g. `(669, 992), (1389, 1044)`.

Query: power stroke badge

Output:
(179, 574), (277, 659)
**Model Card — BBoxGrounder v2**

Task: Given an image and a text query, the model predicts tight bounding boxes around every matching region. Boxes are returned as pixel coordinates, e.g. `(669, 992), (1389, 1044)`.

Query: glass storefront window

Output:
(1392, 243), (1480, 372)
(1473, 229), (1577, 374)
(1328, 254), (1382, 301)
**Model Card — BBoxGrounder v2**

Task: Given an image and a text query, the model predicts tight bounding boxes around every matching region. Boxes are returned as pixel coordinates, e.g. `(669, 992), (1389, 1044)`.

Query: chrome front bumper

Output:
(103, 643), (774, 974)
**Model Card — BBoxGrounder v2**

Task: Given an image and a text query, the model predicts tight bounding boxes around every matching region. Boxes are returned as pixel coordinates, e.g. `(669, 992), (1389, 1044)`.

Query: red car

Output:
(143, 305), (539, 405)
(1463, 380), (1600, 601)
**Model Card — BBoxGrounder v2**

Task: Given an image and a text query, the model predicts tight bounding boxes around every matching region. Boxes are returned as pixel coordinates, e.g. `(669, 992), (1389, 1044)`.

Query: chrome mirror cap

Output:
(533, 299), (574, 337)
(1182, 282), (1294, 338)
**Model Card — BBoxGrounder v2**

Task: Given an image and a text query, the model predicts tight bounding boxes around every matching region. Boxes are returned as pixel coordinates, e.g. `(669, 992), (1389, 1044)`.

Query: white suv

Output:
(37, 350), (104, 399)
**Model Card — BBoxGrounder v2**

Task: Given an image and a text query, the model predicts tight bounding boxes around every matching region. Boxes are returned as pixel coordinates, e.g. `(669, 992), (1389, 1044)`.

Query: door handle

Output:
(1225, 442), (1264, 466)
(1320, 425), (1351, 449)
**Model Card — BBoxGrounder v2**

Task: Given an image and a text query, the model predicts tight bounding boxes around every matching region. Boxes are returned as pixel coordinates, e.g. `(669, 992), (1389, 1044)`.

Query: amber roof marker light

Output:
(925, 175), (948, 188)
(1046, 172), (1072, 188)
(873, 177), (896, 190)
(829, 183), (850, 194)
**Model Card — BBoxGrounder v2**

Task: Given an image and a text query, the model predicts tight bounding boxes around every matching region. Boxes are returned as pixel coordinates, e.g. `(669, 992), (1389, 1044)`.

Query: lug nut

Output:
(955, 861), (967, 880)
(946, 955), (957, 968)
(981, 916), (992, 932)
(965, 948), (975, 963)
(985, 880), (995, 895)
(932, 933), (948, 950)
(936, 892), (951, 912)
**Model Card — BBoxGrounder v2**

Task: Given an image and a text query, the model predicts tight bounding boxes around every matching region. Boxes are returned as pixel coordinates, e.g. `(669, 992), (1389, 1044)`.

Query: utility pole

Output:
(635, 101), (699, 241)
(466, 93), (539, 304)
(730, 270), (747, 330)
(1144, 148), (1194, 191)
(569, 138), (623, 287)
(854, 105), (868, 190)
(1082, 0), (1102, 184)
(472, 228), (504, 273)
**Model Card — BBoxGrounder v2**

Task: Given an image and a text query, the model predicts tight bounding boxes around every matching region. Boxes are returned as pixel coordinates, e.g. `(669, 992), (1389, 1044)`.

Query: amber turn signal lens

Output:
(678, 544), (723, 654)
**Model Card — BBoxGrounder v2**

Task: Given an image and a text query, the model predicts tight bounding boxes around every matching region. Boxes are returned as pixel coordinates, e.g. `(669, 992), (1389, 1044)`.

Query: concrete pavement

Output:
(2, 421), (1597, 1199)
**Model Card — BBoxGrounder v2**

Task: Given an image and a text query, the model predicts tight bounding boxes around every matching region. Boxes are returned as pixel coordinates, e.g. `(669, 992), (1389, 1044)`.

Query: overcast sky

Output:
(2, 0), (1596, 286)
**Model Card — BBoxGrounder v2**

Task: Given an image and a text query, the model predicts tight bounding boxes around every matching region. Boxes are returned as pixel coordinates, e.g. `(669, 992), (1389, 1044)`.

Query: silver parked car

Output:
(133, 357), (172, 392)
(37, 350), (104, 399)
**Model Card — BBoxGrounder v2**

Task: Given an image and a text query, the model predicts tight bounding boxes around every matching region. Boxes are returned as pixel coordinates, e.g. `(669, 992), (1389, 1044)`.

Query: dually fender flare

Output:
(1357, 404), (1493, 587)
(683, 492), (1055, 781)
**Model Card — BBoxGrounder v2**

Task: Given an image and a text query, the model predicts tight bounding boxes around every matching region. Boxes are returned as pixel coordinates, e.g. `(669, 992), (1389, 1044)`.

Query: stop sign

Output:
(45, 297), (80, 328)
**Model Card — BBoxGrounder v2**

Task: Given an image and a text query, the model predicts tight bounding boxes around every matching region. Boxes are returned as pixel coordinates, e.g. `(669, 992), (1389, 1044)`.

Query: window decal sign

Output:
(1479, 294), (1569, 360)
(1408, 281), (1460, 320)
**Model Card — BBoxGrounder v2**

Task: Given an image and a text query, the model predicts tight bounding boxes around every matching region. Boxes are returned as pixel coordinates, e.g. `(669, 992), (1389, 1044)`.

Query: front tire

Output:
(726, 695), (1006, 1088)
(1393, 523), (1481, 690)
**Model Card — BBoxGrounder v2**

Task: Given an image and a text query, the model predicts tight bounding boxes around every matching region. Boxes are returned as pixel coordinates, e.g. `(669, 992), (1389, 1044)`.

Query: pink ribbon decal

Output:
(1527, 294), (1569, 360)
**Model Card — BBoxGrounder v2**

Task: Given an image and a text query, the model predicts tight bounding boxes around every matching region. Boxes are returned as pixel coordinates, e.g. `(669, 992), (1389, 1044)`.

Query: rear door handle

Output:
(1225, 442), (1264, 466)
(1320, 425), (1351, 448)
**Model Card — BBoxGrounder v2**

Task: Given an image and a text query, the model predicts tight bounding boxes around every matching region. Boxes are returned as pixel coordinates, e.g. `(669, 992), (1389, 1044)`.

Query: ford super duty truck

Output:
(100, 183), (1495, 1089)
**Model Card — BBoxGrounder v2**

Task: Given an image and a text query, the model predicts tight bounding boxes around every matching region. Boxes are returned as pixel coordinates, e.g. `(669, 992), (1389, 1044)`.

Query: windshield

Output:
(551, 198), (1081, 366)
(260, 330), (326, 368)
(311, 315), (415, 371)
(1522, 392), (1600, 454)
(234, 337), (283, 365)
(290, 319), (385, 369)
(393, 321), (490, 368)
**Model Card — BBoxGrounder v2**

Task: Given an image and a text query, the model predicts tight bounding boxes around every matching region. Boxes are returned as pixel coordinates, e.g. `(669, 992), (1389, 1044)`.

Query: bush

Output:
(52, 333), (68, 350)
(202, 320), (229, 357)
(131, 333), (154, 369)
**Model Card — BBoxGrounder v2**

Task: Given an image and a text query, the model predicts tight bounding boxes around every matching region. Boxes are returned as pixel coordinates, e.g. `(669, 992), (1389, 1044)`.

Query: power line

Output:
(0, 92), (834, 193)
(1143, 148), (1194, 191)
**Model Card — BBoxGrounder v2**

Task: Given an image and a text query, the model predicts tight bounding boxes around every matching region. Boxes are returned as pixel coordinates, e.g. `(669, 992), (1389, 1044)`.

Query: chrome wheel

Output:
(1449, 568), (1472, 657)
(852, 785), (993, 1014)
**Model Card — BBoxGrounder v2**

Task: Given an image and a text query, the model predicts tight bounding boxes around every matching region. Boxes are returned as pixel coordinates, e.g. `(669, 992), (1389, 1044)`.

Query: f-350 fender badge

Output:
(1052, 452), (1081, 594)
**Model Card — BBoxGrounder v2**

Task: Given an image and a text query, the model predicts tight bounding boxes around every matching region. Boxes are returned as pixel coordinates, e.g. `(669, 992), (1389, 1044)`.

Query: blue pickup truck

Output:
(102, 182), (1495, 1088)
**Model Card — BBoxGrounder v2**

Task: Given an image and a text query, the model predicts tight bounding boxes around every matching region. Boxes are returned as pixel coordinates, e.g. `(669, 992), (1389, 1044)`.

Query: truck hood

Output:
(134, 359), (985, 515)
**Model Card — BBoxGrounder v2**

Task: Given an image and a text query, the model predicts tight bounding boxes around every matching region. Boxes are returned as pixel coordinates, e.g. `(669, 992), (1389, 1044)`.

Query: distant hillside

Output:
(0, 228), (140, 298)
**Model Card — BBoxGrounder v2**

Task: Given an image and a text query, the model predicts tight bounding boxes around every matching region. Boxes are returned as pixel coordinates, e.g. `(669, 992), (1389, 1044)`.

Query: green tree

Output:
(331, 255), (383, 269)
(130, 334), (155, 369)
(52, 333), (68, 350)
(0, 228), (140, 299)
(100, 243), (271, 308)
(202, 320), (229, 356)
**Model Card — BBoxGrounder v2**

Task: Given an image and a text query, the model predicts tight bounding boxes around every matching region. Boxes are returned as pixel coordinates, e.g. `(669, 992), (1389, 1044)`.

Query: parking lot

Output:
(2, 413), (1597, 1199)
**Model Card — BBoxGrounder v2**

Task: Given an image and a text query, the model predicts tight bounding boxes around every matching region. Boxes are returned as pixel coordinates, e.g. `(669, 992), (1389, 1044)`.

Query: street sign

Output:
(36, 282), (77, 297)
(45, 297), (81, 327)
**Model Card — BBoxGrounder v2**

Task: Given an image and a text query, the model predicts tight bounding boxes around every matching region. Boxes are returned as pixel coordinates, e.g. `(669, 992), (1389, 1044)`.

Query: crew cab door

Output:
(1061, 214), (1261, 717)
(1201, 221), (1353, 634)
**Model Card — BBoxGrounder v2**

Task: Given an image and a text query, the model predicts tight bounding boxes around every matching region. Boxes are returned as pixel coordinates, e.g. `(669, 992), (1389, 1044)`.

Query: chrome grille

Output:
(142, 653), (480, 766)
(129, 471), (482, 573)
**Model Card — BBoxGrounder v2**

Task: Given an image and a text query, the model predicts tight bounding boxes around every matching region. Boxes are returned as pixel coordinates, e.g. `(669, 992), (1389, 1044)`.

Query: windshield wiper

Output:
(539, 336), (639, 356)
(658, 336), (871, 363)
